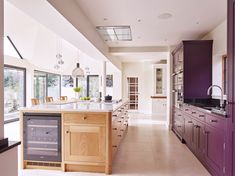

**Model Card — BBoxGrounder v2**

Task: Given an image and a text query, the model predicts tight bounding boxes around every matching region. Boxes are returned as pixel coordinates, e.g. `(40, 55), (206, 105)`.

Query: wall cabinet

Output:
(153, 64), (167, 96)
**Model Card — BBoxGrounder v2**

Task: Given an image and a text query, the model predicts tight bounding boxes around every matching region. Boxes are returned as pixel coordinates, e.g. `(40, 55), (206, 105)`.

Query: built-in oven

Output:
(23, 113), (61, 162)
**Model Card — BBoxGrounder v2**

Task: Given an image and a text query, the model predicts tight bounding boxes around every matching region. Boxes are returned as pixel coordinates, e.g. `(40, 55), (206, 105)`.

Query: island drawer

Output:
(63, 113), (106, 124)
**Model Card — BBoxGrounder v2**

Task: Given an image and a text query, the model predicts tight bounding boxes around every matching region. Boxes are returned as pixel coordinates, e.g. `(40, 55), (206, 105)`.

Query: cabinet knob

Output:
(210, 120), (218, 123)
(112, 128), (117, 130)
(66, 131), (70, 134)
(83, 116), (87, 120)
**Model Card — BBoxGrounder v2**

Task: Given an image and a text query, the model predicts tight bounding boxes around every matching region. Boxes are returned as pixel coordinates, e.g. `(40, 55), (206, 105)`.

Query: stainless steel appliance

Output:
(23, 113), (61, 162)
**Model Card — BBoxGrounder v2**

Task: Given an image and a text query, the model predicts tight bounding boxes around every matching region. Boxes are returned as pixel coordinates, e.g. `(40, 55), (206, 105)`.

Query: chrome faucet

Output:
(207, 85), (224, 109)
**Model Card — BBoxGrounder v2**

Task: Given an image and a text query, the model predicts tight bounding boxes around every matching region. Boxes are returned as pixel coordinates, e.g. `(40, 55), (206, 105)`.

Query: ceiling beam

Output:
(109, 46), (169, 54)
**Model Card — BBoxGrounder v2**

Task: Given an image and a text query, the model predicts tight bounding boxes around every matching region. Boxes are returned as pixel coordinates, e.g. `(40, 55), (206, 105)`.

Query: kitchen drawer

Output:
(205, 114), (225, 130)
(63, 113), (106, 124)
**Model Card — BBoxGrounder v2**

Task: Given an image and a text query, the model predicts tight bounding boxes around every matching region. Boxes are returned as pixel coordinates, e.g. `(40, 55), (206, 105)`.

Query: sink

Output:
(211, 108), (227, 116)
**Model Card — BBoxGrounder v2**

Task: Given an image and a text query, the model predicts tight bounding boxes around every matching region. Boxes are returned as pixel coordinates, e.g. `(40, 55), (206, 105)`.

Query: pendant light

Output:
(72, 50), (84, 77)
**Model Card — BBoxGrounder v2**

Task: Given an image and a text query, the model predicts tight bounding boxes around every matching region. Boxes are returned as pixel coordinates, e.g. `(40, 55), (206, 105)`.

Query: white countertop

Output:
(20, 100), (128, 113)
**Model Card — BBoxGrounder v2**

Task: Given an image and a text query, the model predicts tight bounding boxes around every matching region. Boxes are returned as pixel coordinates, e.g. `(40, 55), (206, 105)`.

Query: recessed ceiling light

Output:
(137, 19), (141, 22)
(96, 26), (132, 42)
(158, 13), (173, 20)
(103, 18), (108, 21)
(196, 21), (200, 25)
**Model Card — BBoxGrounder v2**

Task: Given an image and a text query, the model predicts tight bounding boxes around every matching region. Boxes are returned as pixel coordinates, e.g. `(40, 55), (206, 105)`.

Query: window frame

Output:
(4, 64), (26, 124)
(76, 75), (99, 97)
(34, 70), (61, 102)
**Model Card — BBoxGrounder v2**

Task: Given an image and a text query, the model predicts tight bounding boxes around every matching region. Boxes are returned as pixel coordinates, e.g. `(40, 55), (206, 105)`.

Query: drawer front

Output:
(63, 113), (106, 124)
(206, 114), (225, 129)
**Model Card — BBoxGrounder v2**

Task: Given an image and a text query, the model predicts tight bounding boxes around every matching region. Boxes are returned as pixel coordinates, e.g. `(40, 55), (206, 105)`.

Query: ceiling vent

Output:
(96, 26), (132, 42)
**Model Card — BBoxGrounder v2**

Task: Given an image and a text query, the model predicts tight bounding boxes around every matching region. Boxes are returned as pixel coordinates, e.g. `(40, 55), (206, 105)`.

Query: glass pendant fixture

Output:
(72, 50), (84, 77)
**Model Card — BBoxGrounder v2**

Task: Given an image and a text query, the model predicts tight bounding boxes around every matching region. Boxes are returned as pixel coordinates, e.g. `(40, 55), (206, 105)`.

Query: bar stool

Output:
(60, 96), (68, 101)
(45, 97), (54, 102)
(31, 98), (40, 105)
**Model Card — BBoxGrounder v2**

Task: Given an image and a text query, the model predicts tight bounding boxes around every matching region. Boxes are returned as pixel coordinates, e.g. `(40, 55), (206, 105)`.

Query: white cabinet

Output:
(153, 64), (167, 96)
(152, 98), (167, 116)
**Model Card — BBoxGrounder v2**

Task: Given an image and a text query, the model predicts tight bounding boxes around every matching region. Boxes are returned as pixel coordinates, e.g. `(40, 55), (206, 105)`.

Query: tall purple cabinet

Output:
(226, 0), (235, 175)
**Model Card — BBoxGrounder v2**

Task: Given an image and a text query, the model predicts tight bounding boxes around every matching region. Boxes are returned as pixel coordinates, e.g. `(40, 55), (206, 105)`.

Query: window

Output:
(76, 75), (99, 98)
(4, 65), (26, 122)
(222, 55), (227, 95)
(34, 71), (61, 102)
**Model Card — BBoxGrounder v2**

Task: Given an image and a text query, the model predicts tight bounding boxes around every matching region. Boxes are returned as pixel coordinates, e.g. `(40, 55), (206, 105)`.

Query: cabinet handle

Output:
(204, 131), (209, 134)
(112, 128), (117, 130)
(177, 125), (181, 128)
(178, 114), (182, 116)
(199, 115), (205, 117)
(120, 129), (125, 131)
(112, 115), (117, 117)
(118, 135), (122, 137)
(66, 131), (70, 134)
(188, 121), (193, 123)
(83, 116), (87, 120)
(210, 120), (218, 123)
(191, 112), (196, 114)
(121, 117), (124, 119)
(118, 121), (122, 123)
(185, 109), (189, 111)
(112, 145), (118, 148)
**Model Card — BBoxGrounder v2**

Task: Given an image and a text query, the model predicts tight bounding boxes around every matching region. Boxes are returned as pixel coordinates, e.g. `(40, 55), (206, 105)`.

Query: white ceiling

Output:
(75, 0), (226, 47)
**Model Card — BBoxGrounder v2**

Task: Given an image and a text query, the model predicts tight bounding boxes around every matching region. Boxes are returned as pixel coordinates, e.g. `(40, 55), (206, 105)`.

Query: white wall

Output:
(202, 20), (227, 98)
(122, 62), (155, 114)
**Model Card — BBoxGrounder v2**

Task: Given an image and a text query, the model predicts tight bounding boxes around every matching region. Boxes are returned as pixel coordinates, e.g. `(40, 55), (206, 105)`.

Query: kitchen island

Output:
(19, 100), (129, 174)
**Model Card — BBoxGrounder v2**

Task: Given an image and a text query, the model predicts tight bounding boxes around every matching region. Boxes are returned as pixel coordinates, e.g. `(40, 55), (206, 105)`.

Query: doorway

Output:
(127, 77), (139, 110)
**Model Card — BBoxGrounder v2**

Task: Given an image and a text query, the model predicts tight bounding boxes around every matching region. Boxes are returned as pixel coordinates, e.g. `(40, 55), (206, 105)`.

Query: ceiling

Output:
(75, 0), (226, 47)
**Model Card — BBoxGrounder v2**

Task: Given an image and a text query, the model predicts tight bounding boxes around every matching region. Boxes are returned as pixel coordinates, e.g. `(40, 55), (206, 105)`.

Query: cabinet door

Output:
(194, 121), (205, 160)
(205, 125), (224, 175)
(184, 116), (194, 149)
(64, 125), (106, 163)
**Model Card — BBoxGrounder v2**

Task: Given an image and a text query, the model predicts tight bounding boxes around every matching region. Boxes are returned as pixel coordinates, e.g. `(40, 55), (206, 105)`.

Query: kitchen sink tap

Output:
(207, 85), (224, 109)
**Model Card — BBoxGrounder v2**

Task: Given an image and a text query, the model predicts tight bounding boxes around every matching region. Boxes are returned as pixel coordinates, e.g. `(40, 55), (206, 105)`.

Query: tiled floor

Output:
(5, 113), (211, 176)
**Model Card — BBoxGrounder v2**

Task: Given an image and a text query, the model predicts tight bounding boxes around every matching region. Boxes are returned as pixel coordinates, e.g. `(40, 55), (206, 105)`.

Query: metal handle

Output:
(118, 121), (122, 123)
(177, 125), (181, 128)
(210, 120), (218, 123)
(118, 135), (122, 137)
(199, 115), (205, 117)
(185, 109), (189, 111)
(188, 121), (193, 123)
(191, 112), (196, 114)
(112, 145), (118, 148)
(112, 128), (117, 130)
(120, 129), (125, 131)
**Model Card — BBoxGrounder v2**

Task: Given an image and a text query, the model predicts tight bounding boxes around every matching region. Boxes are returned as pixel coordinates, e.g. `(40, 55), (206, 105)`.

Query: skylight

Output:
(96, 26), (132, 42)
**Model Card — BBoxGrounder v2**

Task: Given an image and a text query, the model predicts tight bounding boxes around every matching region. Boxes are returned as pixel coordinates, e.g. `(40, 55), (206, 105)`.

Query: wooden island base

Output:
(20, 101), (129, 174)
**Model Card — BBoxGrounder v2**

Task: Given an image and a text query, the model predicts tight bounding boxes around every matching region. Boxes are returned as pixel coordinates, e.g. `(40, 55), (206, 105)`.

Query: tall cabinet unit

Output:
(151, 64), (167, 116)
(226, 0), (235, 175)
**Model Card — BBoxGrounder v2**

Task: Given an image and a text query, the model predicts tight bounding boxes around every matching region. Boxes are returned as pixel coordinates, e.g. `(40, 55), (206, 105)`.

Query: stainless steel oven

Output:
(23, 113), (61, 162)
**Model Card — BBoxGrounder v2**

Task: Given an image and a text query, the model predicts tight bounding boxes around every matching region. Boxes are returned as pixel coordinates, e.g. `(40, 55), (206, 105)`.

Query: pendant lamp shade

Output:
(72, 63), (84, 77)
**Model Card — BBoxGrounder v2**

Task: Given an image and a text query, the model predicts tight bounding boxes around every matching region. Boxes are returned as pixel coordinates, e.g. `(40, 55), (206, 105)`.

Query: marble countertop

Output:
(20, 100), (128, 113)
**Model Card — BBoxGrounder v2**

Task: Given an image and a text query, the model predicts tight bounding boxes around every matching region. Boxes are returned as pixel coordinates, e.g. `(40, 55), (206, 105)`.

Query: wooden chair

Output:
(45, 97), (54, 102)
(60, 96), (68, 101)
(31, 98), (40, 105)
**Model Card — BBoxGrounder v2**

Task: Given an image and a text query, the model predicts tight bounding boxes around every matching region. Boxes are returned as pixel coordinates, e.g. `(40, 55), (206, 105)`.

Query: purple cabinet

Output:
(205, 125), (225, 176)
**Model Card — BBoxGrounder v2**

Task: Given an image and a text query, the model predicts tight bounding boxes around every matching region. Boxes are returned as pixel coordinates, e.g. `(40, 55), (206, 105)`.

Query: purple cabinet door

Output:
(195, 121), (205, 160)
(205, 125), (225, 175)
(227, 0), (235, 175)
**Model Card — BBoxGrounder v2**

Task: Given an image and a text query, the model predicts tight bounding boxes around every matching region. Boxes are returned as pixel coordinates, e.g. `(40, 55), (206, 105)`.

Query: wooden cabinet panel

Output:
(63, 113), (106, 124)
(195, 121), (205, 160)
(64, 125), (106, 163)
(205, 125), (224, 175)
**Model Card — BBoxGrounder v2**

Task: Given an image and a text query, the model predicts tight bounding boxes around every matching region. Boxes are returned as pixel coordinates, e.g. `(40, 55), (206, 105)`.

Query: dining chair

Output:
(45, 97), (54, 102)
(31, 98), (40, 105)
(60, 96), (68, 101)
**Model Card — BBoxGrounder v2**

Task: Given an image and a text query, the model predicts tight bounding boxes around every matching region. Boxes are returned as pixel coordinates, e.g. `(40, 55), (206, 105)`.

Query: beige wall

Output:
(202, 20), (227, 98)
